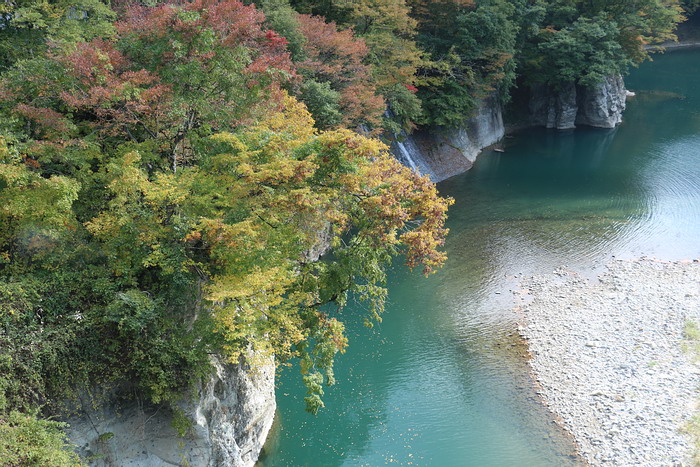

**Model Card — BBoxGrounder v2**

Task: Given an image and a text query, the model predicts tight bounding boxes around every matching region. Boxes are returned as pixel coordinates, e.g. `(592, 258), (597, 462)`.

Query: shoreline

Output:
(651, 41), (700, 52)
(518, 259), (700, 466)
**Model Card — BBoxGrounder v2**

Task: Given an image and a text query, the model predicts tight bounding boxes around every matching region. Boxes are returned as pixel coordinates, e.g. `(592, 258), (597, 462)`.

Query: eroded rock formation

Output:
(391, 97), (505, 182)
(66, 355), (275, 467)
(529, 75), (627, 130)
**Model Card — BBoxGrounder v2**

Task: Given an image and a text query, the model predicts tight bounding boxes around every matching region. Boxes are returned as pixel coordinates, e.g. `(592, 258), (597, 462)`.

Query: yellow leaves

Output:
(122, 150), (141, 166)
(208, 266), (294, 303)
(210, 132), (248, 153)
(143, 171), (190, 207)
(200, 217), (264, 254)
(242, 157), (318, 186)
(0, 163), (32, 186)
(0, 155), (80, 231)
(209, 265), (309, 364)
(335, 149), (453, 274)
(184, 100), (451, 372)
(316, 128), (388, 160)
(250, 92), (316, 152)
(83, 213), (118, 237)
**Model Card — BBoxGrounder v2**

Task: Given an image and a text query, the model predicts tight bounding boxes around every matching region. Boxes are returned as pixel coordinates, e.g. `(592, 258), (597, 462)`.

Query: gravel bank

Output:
(518, 259), (700, 466)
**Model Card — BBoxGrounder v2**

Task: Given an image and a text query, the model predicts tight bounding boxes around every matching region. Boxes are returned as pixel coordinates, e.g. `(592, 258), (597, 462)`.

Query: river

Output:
(259, 49), (700, 466)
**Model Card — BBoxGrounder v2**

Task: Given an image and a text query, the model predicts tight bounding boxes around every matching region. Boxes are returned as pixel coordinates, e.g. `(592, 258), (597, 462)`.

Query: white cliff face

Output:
(529, 75), (627, 130)
(66, 354), (276, 467)
(391, 97), (505, 182)
(576, 75), (626, 128)
(390, 76), (627, 181)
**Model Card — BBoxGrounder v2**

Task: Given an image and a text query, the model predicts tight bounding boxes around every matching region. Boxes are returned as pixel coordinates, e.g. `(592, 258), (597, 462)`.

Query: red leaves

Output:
(32, 0), (299, 142)
(58, 40), (172, 137)
(14, 104), (71, 135)
(296, 14), (384, 128)
(115, 0), (295, 77)
(266, 30), (289, 48)
(60, 39), (128, 85)
(297, 15), (370, 82)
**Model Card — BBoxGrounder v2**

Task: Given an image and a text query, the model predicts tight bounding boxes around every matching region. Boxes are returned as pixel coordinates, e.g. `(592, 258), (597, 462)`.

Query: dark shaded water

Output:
(260, 50), (700, 466)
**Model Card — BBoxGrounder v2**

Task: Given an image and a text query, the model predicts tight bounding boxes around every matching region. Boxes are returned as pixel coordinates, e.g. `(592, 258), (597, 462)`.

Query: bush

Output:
(0, 411), (81, 466)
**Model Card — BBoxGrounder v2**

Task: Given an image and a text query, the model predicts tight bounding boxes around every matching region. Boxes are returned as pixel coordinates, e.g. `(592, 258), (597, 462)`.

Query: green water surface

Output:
(259, 49), (700, 466)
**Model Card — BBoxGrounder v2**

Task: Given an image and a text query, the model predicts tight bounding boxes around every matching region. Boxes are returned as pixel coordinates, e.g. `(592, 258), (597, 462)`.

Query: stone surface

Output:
(576, 75), (626, 128)
(530, 82), (578, 130)
(391, 97), (505, 182)
(65, 354), (276, 467)
(519, 259), (700, 466)
(529, 75), (627, 130)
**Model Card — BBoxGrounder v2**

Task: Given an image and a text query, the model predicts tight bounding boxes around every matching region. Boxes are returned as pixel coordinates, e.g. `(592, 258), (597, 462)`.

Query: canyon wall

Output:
(66, 355), (275, 467)
(391, 97), (505, 182)
(529, 75), (627, 130)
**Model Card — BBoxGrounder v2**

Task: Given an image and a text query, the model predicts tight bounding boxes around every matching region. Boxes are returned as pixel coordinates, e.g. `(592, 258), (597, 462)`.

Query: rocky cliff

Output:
(391, 97), (505, 182)
(529, 75), (627, 130)
(390, 76), (627, 181)
(66, 354), (275, 467)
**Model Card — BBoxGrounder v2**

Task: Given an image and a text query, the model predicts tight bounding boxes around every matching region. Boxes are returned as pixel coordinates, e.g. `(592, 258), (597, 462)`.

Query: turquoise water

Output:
(259, 50), (700, 466)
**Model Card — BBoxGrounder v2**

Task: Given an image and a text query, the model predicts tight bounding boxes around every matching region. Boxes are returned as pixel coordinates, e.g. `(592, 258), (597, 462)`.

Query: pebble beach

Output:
(519, 259), (700, 466)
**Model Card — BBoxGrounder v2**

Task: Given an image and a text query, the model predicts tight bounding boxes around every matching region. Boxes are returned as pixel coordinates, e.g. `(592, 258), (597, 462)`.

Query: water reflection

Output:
(261, 49), (700, 466)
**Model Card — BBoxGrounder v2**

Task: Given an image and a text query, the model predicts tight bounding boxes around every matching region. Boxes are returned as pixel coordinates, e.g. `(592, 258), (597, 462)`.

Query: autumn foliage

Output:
(1, 0), (683, 440)
(0, 0), (452, 420)
(295, 14), (385, 128)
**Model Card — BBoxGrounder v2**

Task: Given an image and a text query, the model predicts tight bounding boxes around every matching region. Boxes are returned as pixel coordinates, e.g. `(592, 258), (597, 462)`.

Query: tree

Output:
(411, 0), (521, 127)
(0, 411), (81, 466)
(526, 16), (632, 88)
(0, 0), (452, 419)
(522, 0), (684, 87)
(295, 14), (385, 128)
(343, 0), (426, 130)
(0, 0), (115, 71)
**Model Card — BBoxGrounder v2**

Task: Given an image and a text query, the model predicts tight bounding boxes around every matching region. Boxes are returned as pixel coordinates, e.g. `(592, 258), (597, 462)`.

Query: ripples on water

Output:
(260, 49), (700, 466)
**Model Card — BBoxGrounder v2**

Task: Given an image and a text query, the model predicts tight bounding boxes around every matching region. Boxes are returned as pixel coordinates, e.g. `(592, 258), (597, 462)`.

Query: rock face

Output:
(576, 75), (626, 128)
(391, 76), (627, 181)
(391, 97), (505, 182)
(529, 75), (627, 130)
(66, 354), (276, 467)
(529, 82), (578, 130)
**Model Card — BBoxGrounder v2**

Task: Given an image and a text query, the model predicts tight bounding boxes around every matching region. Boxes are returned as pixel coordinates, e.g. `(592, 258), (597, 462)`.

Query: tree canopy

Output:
(0, 0), (688, 461)
(0, 0), (452, 443)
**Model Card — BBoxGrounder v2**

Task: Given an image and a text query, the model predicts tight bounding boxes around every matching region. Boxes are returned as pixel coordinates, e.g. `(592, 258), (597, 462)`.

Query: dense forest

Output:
(0, 0), (690, 463)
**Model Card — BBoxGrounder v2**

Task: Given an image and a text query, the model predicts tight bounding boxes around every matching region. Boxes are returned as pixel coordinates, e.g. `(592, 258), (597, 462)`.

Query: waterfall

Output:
(384, 109), (436, 180)
(395, 139), (418, 171)
(390, 133), (437, 181)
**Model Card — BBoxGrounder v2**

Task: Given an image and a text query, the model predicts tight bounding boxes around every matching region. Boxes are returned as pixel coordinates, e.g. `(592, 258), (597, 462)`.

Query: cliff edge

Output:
(66, 355), (275, 467)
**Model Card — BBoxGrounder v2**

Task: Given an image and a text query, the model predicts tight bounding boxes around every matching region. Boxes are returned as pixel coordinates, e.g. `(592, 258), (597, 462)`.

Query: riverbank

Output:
(518, 259), (700, 466)
(648, 40), (700, 51)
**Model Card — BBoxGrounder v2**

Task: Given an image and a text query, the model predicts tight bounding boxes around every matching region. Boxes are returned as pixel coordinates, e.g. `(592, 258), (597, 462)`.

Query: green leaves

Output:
(0, 411), (81, 466)
(0, 0), (454, 425)
(529, 15), (631, 88)
(299, 80), (343, 130)
(0, 0), (116, 71)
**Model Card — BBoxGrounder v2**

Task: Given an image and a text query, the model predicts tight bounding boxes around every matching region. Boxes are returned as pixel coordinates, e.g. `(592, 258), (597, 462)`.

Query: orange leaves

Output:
(13, 105), (72, 139)
(295, 14), (384, 128)
(345, 150), (453, 274)
(297, 14), (370, 80)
